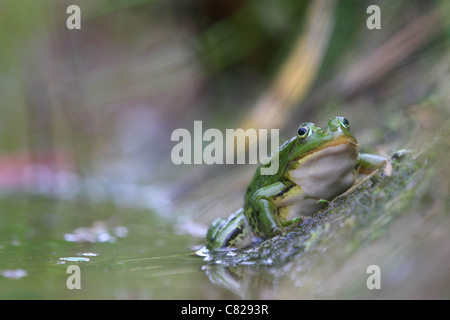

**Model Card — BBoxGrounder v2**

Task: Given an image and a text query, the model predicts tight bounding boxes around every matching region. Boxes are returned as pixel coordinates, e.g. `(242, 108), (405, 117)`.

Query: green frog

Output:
(206, 116), (387, 250)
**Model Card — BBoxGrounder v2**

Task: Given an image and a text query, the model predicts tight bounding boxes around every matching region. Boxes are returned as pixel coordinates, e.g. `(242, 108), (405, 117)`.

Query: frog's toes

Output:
(270, 226), (286, 237)
(286, 217), (305, 229)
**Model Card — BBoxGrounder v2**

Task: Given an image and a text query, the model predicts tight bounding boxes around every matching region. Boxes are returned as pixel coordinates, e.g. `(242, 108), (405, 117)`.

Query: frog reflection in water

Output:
(206, 116), (387, 250)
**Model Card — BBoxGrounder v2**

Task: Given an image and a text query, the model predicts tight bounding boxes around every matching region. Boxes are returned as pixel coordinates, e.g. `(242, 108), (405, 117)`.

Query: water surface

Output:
(0, 195), (238, 299)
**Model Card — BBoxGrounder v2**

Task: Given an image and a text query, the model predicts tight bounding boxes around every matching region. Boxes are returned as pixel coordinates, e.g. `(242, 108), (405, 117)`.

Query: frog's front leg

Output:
(357, 153), (387, 174)
(338, 153), (388, 199)
(246, 182), (289, 238)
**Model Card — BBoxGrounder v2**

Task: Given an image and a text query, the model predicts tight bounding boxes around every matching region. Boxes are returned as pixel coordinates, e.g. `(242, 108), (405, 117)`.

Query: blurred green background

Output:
(0, 0), (449, 299)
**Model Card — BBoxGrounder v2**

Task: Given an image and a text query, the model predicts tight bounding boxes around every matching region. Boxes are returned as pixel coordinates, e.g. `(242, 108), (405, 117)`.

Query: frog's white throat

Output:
(288, 142), (358, 201)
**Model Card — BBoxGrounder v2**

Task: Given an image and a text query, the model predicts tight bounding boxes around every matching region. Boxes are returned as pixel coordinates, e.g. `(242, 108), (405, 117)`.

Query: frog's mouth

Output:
(302, 136), (359, 159)
(346, 139), (360, 148)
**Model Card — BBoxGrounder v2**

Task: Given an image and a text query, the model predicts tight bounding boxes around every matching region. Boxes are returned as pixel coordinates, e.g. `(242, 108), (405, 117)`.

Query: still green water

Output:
(0, 195), (236, 300)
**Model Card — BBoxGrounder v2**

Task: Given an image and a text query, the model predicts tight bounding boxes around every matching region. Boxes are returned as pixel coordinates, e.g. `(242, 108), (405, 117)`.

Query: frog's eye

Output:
(338, 117), (350, 130)
(297, 124), (312, 141)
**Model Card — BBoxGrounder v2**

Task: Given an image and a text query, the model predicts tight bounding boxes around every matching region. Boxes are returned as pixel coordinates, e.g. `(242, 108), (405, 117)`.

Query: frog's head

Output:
(287, 116), (360, 200)
(290, 116), (358, 158)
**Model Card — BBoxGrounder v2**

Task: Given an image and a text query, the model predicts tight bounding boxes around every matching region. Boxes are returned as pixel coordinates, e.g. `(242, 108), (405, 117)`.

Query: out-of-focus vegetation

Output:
(0, 0), (449, 299)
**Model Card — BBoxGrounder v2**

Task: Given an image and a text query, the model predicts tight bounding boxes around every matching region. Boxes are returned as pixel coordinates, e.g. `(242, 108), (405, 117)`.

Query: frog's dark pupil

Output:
(342, 118), (349, 127)
(298, 127), (308, 136)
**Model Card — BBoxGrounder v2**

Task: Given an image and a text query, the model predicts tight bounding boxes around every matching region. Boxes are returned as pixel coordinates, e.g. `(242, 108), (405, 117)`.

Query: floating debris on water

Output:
(1, 269), (28, 279)
(63, 221), (128, 243)
(81, 252), (99, 257)
(57, 253), (99, 264)
(58, 257), (91, 263)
